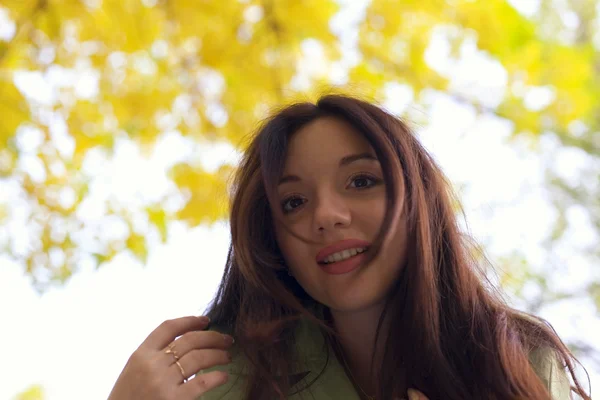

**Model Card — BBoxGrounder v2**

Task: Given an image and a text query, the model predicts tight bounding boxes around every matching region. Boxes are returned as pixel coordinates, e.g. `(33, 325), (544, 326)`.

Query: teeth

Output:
(323, 247), (367, 264)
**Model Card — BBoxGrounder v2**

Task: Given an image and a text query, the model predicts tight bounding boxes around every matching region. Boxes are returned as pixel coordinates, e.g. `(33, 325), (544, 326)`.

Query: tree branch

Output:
(261, 0), (284, 102)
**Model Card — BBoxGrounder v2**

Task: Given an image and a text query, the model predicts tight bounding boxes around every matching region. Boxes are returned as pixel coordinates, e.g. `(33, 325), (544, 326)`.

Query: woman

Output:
(108, 94), (591, 400)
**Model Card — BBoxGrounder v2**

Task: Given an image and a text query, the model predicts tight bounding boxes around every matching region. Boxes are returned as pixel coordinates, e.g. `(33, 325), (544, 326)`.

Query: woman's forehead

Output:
(283, 117), (374, 165)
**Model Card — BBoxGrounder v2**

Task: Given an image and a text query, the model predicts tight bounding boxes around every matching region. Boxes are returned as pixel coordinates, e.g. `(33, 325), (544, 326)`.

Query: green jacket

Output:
(199, 317), (571, 399)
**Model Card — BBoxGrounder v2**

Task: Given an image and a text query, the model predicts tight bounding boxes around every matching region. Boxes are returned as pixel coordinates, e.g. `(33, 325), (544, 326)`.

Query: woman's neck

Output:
(328, 304), (390, 397)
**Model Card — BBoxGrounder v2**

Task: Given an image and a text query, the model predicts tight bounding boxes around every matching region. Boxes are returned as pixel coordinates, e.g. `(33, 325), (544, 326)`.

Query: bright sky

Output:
(1, 0), (599, 399)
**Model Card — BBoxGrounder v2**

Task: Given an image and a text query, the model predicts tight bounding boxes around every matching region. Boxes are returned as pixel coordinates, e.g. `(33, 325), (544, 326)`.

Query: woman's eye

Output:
(280, 175), (380, 214)
(281, 196), (305, 213)
(349, 174), (380, 189)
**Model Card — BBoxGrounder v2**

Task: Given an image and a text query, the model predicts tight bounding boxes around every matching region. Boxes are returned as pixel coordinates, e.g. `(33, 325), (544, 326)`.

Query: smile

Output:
(321, 247), (368, 264)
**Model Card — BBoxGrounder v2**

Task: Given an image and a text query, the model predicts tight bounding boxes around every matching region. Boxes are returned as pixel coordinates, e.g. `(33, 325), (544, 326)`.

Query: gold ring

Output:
(175, 360), (187, 383)
(165, 342), (180, 361)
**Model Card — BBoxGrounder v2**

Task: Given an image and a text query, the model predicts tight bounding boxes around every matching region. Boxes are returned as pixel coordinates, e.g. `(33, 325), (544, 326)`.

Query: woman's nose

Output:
(312, 193), (351, 232)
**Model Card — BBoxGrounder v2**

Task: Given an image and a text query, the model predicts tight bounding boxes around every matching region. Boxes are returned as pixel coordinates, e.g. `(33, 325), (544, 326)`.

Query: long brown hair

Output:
(203, 93), (591, 399)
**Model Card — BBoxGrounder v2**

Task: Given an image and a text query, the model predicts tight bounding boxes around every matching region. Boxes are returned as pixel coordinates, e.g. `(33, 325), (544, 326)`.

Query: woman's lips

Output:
(319, 250), (368, 275)
(315, 238), (371, 263)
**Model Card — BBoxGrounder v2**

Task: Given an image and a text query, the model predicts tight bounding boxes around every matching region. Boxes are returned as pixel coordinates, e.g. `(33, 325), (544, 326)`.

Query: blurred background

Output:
(0, 0), (599, 398)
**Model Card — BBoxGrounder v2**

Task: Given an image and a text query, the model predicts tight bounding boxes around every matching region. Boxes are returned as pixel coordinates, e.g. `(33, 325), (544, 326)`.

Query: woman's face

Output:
(273, 116), (408, 313)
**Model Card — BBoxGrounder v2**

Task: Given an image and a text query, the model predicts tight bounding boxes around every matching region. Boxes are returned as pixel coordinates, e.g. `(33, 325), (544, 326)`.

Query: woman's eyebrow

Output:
(278, 152), (379, 186)
(338, 152), (378, 167)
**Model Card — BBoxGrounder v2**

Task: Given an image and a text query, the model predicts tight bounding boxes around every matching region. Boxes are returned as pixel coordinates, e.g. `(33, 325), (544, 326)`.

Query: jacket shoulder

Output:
(529, 346), (571, 400)
(196, 324), (248, 400)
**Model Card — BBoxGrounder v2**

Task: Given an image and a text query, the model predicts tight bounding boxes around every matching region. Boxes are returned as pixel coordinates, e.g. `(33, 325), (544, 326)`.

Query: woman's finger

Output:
(178, 370), (230, 399)
(407, 388), (429, 400)
(164, 348), (232, 385)
(157, 330), (235, 371)
(175, 348), (232, 380)
(163, 330), (233, 359)
(142, 316), (211, 350)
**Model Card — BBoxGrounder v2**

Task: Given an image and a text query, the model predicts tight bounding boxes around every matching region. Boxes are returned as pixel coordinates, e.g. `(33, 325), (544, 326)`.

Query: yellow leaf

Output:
(347, 62), (387, 99)
(0, 76), (29, 148)
(0, 202), (7, 223)
(13, 384), (45, 400)
(1, 0), (38, 21)
(147, 206), (168, 242)
(126, 231), (148, 264)
(170, 163), (232, 225)
(78, 0), (165, 52)
(454, 0), (536, 58)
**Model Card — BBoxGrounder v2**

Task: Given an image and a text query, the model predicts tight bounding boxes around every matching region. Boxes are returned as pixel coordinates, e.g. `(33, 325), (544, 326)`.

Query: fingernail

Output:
(198, 316), (210, 324)
(223, 334), (235, 345)
(407, 389), (418, 400)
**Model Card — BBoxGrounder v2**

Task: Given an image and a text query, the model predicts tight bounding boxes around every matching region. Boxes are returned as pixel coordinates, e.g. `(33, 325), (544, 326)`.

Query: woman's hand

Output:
(107, 316), (235, 400)
(407, 388), (429, 400)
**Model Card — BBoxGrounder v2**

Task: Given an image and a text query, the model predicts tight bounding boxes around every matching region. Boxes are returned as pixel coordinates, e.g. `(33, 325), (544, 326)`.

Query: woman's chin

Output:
(324, 290), (385, 314)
